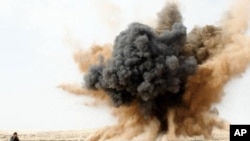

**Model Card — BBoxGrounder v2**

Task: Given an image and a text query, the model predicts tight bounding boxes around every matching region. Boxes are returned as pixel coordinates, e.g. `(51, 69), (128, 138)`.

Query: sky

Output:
(0, 0), (249, 131)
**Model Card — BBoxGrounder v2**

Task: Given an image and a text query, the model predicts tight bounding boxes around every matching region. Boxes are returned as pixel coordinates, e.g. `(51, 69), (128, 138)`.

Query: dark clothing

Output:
(10, 136), (20, 141)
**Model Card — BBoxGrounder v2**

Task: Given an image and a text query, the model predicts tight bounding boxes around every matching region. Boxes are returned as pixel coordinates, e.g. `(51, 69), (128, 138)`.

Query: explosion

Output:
(59, 0), (250, 140)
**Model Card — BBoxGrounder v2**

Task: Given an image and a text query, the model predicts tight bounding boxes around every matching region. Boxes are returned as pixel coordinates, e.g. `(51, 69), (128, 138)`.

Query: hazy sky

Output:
(0, 0), (249, 131)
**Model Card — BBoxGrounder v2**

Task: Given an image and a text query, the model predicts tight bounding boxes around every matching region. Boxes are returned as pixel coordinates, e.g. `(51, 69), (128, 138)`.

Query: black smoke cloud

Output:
(84, 22), (197, 130)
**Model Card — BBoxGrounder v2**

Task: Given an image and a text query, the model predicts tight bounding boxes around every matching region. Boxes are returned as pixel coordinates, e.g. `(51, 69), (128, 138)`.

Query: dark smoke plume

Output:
(84, 22), (197, 130)
(60, 0), (250, 140)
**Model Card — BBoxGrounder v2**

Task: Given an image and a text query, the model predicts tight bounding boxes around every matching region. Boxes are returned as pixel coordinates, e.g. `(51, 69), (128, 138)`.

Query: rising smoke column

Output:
(60, 0), (250, 140)
(156, 2), (182, 31)
(84, 21), (197, 131)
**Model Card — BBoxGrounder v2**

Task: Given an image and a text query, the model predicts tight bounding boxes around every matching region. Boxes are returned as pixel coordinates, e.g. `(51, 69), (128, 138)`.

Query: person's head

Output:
(13, 132), (17, 137)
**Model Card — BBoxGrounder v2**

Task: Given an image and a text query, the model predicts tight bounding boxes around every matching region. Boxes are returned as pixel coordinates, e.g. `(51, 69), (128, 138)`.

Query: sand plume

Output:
(174, 0), (250, 136)
(60, 0), (250, 140)
(73, 44), (112, 73)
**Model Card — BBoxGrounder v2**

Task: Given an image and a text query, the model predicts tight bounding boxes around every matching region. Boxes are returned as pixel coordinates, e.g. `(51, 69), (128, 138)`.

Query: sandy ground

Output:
(0, 130), (94, 141)
(0, 128), (229, 141)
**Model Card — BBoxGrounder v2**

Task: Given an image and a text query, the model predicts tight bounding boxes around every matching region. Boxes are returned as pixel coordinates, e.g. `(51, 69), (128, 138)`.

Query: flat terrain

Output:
(0, 129), (229, 141)
(0, 130), (94, 141)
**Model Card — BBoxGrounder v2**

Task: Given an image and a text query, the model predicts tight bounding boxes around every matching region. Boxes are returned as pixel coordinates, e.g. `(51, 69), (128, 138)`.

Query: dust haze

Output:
(60, 0), (250, 140)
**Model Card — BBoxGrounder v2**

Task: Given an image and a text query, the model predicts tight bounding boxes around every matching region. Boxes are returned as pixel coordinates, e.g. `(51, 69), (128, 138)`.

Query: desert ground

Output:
(0, 130), (94, 141)
(0, 128), (229, 141)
